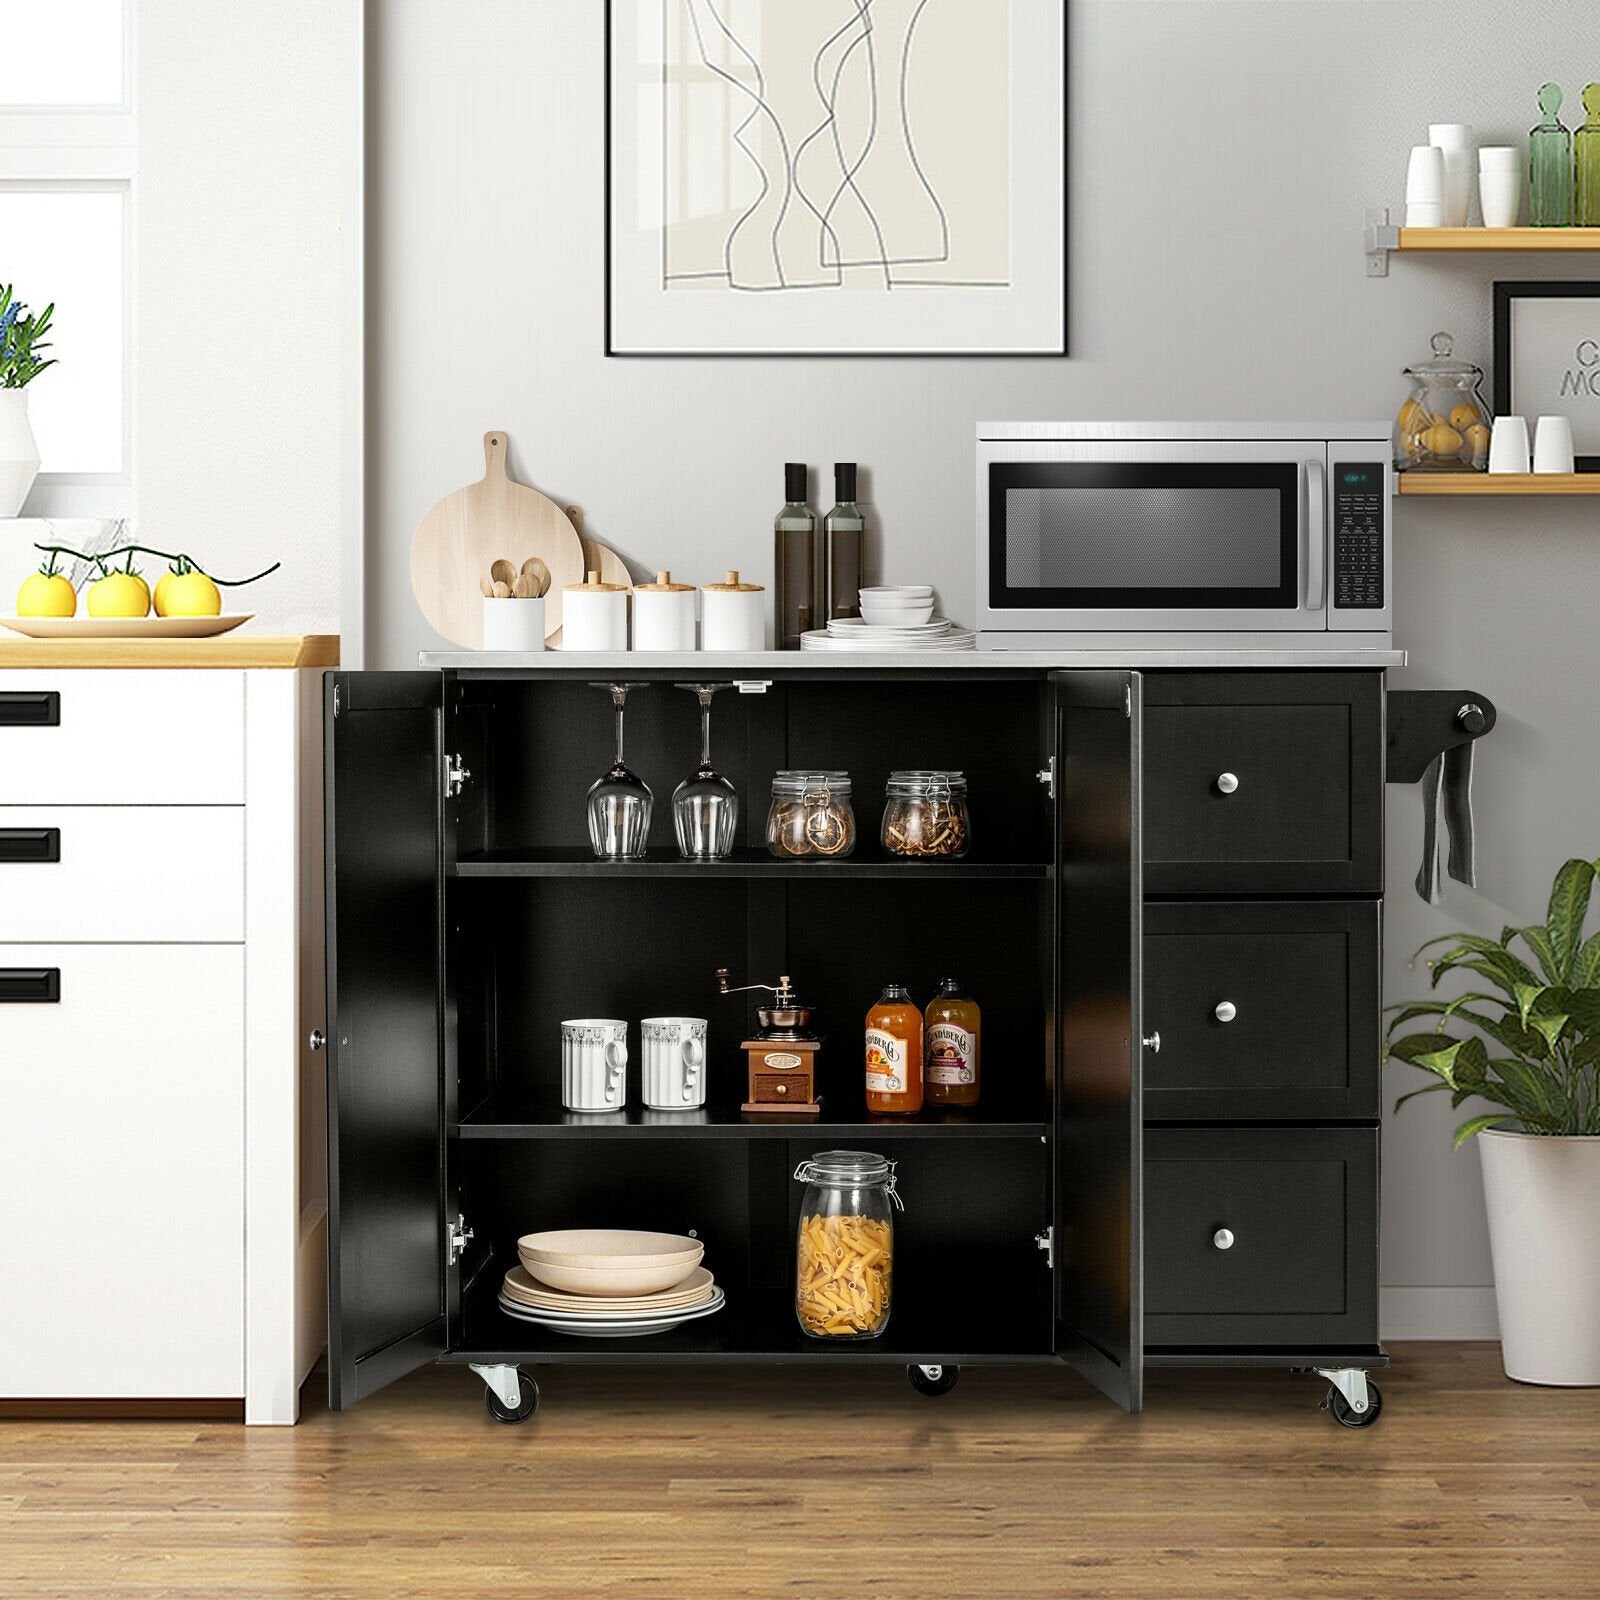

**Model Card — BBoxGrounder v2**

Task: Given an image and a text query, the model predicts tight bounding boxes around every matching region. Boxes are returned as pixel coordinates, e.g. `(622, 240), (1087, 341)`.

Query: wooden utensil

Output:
(567, 505), (632, 588)
(490, 558), (517, 591)
(409, 431), (587, 646)
(521, 557), (550, 599)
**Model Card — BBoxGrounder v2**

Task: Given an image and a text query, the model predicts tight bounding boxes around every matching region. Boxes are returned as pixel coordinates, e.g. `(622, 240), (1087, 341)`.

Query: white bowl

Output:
(519, 1252), (705, 1297)
(862, 604), (935, 626)
(861, 585), (933, 599)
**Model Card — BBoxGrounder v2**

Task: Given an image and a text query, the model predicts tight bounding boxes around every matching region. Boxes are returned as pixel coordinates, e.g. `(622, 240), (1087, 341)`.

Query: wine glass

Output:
(672, 683), (738, 861)
(586, 682), (652, 860)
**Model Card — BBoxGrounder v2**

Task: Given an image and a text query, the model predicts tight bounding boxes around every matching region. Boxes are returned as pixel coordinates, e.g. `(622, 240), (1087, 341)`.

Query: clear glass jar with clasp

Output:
(794, 1149), (902, 1340)
(766, 771), (857, 858)
(881, 770), (971, 858)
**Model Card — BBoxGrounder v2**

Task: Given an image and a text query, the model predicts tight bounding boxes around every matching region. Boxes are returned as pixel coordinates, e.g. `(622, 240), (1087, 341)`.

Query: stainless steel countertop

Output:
(419, 647), (1406, 671)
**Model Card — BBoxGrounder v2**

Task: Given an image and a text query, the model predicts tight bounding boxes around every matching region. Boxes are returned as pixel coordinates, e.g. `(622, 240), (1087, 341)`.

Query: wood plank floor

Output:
(2, 1344), (1597, 1599)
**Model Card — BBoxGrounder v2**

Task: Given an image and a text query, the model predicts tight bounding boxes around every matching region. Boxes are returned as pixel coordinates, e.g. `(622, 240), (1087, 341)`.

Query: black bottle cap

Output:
(785, 463), (808, 502)
(936, 977), (965, 995)
(835, 462), (857, 501)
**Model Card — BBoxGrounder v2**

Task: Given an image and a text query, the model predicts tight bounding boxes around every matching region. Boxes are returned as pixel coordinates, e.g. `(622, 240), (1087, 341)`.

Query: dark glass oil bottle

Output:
(824, 462), (865, 622)
(775, 463), (820, 649)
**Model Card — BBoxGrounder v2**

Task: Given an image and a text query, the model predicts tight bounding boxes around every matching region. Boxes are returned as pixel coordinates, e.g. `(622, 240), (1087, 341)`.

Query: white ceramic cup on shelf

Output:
(561, 1019), (628, 1112)
(1405, 144), (1446, 226)
(1479, 146), (1523, 228)
(1487, 415), (1532, 474)
(640, 1017), (708, 1109)
(1429, 124), (1475, 226)
(481, 595), (546, 652)
(1533, 416), (1576, 473)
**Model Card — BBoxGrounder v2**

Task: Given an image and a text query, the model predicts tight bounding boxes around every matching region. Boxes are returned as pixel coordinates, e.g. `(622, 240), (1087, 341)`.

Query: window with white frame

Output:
(0, 0), (134, 516)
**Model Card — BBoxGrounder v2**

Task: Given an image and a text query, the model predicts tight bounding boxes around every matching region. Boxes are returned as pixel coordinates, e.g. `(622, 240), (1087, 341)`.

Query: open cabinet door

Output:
(1053, 670), (1144, 1412)
(324, 672), (446, 1408)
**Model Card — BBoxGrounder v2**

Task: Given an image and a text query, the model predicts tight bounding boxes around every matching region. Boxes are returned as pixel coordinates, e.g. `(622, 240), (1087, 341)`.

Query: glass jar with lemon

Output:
(1395, 332), (1492, 473)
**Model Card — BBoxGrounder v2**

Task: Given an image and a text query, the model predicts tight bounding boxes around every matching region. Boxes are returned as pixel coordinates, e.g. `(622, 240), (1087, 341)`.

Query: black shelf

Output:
(447, 1276), (1056, 1367)
(455, 1095), (1048, 1141)
(453, 845), (1049, 880)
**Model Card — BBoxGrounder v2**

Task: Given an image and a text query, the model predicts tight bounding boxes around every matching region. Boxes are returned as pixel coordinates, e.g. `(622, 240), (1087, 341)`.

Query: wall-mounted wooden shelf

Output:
(1365, 209), (1600, 275)
(1398, 473), (1600, 496)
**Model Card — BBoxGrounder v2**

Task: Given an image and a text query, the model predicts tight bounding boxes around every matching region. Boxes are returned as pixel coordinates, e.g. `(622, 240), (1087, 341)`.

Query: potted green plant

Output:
(0, 283), (56, 516)
(1388, 856), (1600, 1385)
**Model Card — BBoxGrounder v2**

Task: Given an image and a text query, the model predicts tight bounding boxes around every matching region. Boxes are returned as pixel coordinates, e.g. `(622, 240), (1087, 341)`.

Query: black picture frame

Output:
(603, 1), (1070, 359)
(1493, 280), (1600, 471)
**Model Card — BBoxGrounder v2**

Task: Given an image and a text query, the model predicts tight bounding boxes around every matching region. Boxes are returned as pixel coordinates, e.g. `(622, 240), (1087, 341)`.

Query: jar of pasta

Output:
(767, 771), (857, 859)
(881, 770), (970, 858)
(793, 1149), (901, 1340)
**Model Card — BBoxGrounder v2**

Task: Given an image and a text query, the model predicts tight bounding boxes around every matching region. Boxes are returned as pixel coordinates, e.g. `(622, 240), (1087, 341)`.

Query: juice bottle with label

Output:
(924, 978), (981, 1108)
(865, 983), (923, 1115)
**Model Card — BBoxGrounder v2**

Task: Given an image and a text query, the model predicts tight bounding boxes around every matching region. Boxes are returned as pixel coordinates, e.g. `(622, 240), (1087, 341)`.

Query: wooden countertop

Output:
(0, 634), (340, 669)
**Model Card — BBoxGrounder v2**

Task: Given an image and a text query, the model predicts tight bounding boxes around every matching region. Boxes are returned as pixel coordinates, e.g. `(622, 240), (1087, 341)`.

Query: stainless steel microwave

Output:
(976, 423), (1393, 649)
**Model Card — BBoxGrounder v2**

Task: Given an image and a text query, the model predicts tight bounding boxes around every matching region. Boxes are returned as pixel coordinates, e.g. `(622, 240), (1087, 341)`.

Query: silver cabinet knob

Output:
(1214, 1001), (1237, 1024)
(1215, 772), (1239, 795)
(1213, 1228), (1235, 1250)
(1142, 1032), (1161, 1054)
(309, 1029), (326, 1052)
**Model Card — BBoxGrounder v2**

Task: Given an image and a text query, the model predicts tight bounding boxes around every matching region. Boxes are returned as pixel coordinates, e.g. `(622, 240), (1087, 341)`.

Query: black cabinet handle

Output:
(0, 691), (61, 727)
(0, 968), (60, 1003)
(0, 828), (60, 864)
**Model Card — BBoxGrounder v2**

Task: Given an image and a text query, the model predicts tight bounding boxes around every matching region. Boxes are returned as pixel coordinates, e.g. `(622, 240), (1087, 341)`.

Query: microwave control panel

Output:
(1332, 462), (1385, 609)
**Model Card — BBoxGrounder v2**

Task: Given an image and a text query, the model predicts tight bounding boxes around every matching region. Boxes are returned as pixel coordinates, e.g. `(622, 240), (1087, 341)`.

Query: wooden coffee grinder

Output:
(715, 967), (822, 1115)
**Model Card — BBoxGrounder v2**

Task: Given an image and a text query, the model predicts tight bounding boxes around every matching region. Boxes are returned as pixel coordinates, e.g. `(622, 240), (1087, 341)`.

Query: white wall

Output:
(369, 1), (1600, 1336)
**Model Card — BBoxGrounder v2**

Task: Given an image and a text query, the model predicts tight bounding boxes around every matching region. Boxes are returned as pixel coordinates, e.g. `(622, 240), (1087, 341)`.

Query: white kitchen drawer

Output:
(0, 807), (244, 942)
(0, 670), (245, 805)
(0, 944), (244, 1397)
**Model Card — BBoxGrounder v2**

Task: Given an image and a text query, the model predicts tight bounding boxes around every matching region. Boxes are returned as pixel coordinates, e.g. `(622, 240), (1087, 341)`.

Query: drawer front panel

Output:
(0, 670), (244, 805)
(1144, 901), (1380, 1119)
(0, 944), (244, 1396)
(1144, 1127), (1378, 1347)
(1141, 674), (1382, 893)
(0, 807), (244, 942)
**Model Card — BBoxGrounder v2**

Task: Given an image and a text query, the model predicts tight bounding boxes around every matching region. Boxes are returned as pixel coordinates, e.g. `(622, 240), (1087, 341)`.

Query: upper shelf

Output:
(1399, 473), (1600, 496)
(1364, 210), (1600, 275)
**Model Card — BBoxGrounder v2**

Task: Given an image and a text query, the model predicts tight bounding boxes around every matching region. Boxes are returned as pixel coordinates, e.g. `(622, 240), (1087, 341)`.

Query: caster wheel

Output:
(484, 1371), (540, 1424)
(1327, 1380), (1382, 1429)
(908, 1363), (960, 1398)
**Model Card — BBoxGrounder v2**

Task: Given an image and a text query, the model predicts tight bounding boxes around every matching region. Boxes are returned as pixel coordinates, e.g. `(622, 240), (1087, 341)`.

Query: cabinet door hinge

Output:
(1036, 756), (1055, 801)
(444, 752), (470, 799)
(1035, 1226), (1054, 1269)
(1123, 681), (1132, 719)
(447, 1213), (474, 1266)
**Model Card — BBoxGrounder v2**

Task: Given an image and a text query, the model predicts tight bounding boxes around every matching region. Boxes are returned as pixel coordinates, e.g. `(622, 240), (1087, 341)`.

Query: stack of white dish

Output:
(802, 585), (976, 651)
(498, 1229), (724, 1337)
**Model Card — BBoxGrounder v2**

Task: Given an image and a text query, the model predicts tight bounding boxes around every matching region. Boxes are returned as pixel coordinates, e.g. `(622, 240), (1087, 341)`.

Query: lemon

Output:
(86, 571), (151, 619)
(1423, 422), (1465, 458)
(1449, 403), (1482, 433)
(153, 569), (223, 618)
(16, 572), (78, 618)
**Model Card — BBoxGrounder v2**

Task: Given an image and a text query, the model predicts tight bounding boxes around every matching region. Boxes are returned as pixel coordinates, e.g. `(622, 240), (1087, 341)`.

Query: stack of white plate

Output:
(500, 1229), (724, 1338)
(802, 616), (976, 651)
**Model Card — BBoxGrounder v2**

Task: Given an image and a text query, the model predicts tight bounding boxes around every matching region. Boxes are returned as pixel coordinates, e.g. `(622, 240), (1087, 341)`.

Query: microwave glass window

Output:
(1004, 487), (1282, 590)
(988, 462), (1300, 610)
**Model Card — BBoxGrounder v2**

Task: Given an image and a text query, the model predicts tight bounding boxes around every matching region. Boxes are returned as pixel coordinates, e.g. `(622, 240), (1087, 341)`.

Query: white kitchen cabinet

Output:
(0, 641), (336, 1423)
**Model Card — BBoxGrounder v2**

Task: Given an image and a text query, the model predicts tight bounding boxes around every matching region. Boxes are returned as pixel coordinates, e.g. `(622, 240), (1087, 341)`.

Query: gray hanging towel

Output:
(1415, 740), (1476, 904)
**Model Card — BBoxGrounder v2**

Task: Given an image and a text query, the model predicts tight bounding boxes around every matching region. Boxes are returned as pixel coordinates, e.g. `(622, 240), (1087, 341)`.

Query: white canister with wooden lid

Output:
(561, 571), (630, 651)
(632, 570), (697, 652)
(701, 570), (765, 652)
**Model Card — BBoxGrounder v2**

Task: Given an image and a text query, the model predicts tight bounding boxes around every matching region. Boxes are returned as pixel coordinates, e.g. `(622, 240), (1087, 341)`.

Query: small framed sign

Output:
(1493, 281), (1600, 470)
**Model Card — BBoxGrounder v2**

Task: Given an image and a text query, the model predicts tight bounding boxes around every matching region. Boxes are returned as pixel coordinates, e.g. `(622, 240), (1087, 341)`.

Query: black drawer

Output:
(1144, 1127), (1378, 1348)
(1143, 901), (1380, 1120)
(1141, 674), (1383, 894)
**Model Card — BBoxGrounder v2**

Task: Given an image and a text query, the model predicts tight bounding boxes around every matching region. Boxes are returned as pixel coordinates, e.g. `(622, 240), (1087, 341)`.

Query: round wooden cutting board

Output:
(409, 431), (587, 647)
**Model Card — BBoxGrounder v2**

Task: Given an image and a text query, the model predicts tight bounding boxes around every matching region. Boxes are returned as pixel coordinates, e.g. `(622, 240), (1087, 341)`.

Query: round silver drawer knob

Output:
(309, 1029), (326, 1052)
(1213, 1228), (1235, 1251)
(1214, 1001), (1237, 1024)
(1142, 1032), (1161, 1054)
(1215, 772), (1240, 795)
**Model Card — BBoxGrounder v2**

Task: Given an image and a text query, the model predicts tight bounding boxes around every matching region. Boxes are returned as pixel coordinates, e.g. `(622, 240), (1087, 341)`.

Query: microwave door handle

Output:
(1305, 458), (1327, 611)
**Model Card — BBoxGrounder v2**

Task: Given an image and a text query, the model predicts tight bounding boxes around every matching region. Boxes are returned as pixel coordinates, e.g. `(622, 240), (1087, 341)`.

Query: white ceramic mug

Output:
(1429, 124), (1474, 226)
(1405, 144), (1446, 227)
(561, 1019), (628, 1111)
(1488, 415), (1531, 474)
(1533, 415), (1576, 474)
(482, 596), (546, 652)
(640, 1016), (707, 1108)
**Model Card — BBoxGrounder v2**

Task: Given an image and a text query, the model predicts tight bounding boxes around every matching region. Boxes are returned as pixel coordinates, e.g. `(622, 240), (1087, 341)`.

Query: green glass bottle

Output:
(1577, 84), (1600, 227)
(1530, 82), (1573, 227)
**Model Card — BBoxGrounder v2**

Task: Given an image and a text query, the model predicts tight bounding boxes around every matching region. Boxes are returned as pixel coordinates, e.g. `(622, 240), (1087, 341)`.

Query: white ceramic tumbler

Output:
(1533, 416), (1576, 474)
(1429, 124), (1474, 226)
(701, 571), (765, 651)
(481, 596), (546, 652)
(632, 571), (698, 652)
(1488, 415), (1532, 474)
(640, 1017), (708, 1109)
(561, 573), (629, 651)
(1478, 147), (1522, 228)
(1405, 145), (1446, 227)
(561, 1019), (628, 1112)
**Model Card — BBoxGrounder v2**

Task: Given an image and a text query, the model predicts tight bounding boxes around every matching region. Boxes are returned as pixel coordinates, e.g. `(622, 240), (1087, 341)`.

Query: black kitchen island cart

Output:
(324, 655), (1408, 1427)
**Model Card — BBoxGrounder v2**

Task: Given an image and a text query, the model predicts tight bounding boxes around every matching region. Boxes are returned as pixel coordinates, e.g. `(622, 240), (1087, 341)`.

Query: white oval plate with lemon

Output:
(1, 613), (254, 639)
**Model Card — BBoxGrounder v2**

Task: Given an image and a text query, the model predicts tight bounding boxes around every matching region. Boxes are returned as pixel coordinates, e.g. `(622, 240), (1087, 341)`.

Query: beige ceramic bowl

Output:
(516, 1229), (704, 1296)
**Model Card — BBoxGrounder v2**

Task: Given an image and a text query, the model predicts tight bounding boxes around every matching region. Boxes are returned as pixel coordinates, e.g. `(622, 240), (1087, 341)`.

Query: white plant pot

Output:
(0, 389), (41, 517)
(1479, 1129), (1600, 1385)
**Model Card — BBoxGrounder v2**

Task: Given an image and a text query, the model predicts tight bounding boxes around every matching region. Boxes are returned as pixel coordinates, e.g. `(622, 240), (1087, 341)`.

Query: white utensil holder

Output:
(481, 596), (546, 652)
